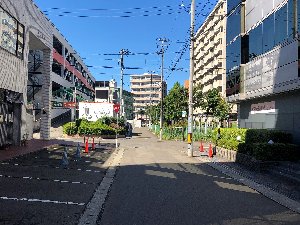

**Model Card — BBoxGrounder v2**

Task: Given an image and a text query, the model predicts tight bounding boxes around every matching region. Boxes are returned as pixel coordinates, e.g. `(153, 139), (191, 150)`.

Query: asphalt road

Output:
(98, 128), (300, 225)
(0, 141), (115, 225)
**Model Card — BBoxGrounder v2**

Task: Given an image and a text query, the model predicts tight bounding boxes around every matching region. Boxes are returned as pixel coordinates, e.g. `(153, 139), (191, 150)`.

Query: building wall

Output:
(227, 0), (300, 142)
(0, 0), (53, 144)
(239, 90), (300, 143)
(0, 0), (95, 146)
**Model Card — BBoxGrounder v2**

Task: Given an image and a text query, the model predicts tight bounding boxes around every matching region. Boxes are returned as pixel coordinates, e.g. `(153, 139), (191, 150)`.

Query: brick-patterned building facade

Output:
(0, 0), (95, 147)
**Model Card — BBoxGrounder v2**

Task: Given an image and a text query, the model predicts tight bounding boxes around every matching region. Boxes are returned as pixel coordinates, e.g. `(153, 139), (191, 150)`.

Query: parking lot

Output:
(0, 142), (115, 225)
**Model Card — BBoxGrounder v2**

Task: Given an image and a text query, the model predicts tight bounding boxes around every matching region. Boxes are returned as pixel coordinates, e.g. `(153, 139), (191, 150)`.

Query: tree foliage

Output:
(163, 82), (188, 124)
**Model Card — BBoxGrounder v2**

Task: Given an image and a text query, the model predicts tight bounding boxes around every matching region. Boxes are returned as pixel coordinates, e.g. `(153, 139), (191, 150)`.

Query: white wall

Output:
(79, 102), (114, 121)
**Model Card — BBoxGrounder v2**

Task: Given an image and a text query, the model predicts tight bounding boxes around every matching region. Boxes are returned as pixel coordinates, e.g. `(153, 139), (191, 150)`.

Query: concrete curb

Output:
(78, 147), (125, 225)
(197, 155), (300, 214)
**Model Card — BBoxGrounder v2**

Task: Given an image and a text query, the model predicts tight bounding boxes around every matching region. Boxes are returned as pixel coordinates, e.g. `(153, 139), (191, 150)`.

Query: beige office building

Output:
(130, 73), (167, 120)
(194, 0), (227, 116)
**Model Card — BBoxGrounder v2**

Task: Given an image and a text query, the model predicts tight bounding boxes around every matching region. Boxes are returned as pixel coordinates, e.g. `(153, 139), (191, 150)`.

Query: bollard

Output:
(208, 144), (213, 158)
(92, 137), (95, 150)
(61, 150), (69, 168)
(84, 138), (89, 153)
(199, 141), (204, 152)
(75, 142), (81, 160)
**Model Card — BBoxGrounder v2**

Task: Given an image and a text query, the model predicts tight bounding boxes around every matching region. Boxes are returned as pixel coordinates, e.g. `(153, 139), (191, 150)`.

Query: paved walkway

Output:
(97, 128), (300, 225)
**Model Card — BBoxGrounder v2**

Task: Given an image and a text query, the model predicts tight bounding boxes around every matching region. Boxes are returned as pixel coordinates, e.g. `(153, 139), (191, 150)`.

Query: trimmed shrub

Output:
(237, 143), (300, 161)
(213, 128), (247, 151)
(245, 129), (292, 144)
(253, 143), (300, 161)
(63, 122), (77, 135)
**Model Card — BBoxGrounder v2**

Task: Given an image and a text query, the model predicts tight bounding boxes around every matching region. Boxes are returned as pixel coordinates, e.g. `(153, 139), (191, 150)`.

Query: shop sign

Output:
(0, 8), (17, 54)
(250, 101), (275, 114)
(63, 102), (77, 108)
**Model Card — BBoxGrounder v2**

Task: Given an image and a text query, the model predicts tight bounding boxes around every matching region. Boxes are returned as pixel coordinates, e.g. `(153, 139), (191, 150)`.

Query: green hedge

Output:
(238, 143), (300, 161)
(214, 128), (247, 151)
(245, 129), (292, 144)
(63, 122), (77, 135)
(63, 117), (125, 136)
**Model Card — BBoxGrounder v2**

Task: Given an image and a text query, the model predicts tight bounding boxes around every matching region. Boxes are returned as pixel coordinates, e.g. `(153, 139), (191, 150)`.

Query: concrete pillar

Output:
(40, 48), (52, 140)
(12, 103), (22, 145)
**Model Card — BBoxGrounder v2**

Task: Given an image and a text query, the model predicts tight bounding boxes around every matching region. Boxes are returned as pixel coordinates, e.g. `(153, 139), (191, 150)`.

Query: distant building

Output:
(193, 0), (234, 123)
(95, 80), (118, 103)
(130, 73), (167, 121)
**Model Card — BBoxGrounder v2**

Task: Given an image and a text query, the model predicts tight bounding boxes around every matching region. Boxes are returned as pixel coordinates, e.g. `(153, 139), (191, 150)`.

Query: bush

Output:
(245, 129), (293, 144)
(213, 128), (247, 150)
(63, 122), (77, 135)
(253, 143), (299, 161)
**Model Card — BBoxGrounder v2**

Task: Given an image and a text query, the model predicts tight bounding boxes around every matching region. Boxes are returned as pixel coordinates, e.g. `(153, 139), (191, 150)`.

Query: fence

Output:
(150, 124), (214, 141)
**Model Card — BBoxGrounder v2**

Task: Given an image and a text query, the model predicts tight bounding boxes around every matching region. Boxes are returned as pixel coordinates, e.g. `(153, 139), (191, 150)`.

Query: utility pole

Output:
(157, 38), (168, 141)
(119, 49), (129, 118)
(187, 0), (195, 157)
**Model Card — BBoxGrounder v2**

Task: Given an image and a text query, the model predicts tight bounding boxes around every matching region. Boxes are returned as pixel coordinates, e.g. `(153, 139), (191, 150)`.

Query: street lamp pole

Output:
(187, 0), (195, 157)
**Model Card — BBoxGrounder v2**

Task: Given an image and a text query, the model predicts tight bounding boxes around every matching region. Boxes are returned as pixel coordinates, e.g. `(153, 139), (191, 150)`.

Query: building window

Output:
(0, 6), (24, 59)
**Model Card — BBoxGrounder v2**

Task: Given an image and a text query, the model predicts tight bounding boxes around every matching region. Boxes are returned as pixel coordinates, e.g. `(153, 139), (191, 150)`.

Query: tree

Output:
(163, 82), (188, 124)
(214, 97), (232, 125)
(193, 83), (205, 110)
(202, 88), (221, 116)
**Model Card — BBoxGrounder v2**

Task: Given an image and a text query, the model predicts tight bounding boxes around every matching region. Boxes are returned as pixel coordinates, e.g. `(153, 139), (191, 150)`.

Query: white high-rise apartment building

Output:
(130, 73), (167, 120)
(194, 0), (227, 115)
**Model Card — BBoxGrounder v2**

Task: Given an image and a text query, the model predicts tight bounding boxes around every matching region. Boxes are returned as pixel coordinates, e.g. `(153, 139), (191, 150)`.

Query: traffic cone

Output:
(84, 138), (89, 153)
(92, 137), (95, 150)
(61, 149), (69, 168)
(199, 141), (204, 152)
(75, 142), (81, 160)
(208, 144), (213, 158)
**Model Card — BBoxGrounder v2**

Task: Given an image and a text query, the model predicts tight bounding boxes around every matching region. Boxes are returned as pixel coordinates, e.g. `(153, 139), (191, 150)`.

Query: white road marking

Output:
(0, 196), (85, 206)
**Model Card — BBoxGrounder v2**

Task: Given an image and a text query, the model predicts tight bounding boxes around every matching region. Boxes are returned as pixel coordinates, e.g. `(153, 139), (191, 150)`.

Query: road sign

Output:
(63, 102), (76, 108)
(113, 104), (120, 113)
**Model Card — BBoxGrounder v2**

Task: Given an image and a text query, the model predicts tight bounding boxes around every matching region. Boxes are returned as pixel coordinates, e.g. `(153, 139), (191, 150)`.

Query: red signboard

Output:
(113, 104), (120, 113)
(63, 102), (77, 108)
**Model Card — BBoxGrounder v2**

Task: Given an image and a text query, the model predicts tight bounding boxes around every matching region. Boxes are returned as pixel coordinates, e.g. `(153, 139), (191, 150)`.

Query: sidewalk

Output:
(191, 142), (300, 203)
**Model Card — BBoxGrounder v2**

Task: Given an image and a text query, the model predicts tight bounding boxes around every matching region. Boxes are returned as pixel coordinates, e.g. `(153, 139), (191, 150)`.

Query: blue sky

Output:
(34, 0), (218, 91)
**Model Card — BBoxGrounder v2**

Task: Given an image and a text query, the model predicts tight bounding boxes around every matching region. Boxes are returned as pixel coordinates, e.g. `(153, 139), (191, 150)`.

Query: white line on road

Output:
(0, 173), (96, 185)
(78, 148), (125, 225)
(0, 196), (85, 206)
(0, 162), (102, 173)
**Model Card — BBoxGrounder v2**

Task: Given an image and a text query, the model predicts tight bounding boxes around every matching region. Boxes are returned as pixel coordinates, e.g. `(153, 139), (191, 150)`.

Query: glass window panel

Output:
(298, 0), (300, 34)
(263, 14), (275, 53)
(226, 37), (241, 73)
(17, 23), (24, 58)
(226, 6), (241, 44)
(288, 0), (295, 38)
(275, 4), (288, 46)
(228, 0), (242, 13)
(249, 23), (263, 59)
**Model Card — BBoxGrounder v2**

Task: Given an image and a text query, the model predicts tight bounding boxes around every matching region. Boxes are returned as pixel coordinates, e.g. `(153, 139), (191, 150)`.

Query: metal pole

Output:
(187, 0), (195, 157)
(116, 112), (118, 149)
(120, 50), (124, 118)
(159, 43), (164, 141)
